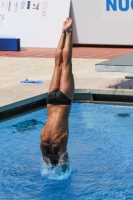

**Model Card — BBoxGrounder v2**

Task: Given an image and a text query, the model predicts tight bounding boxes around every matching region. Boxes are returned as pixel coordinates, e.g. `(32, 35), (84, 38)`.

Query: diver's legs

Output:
(48, 31), (65, 93)
(60, 19), (74, 100)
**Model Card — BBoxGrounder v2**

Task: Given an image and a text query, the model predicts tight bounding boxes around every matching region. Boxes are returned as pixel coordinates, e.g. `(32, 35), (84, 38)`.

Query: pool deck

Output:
(1, 46), (133, 120)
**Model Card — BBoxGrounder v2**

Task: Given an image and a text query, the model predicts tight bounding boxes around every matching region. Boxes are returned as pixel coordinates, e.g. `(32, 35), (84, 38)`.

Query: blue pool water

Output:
(1, 103), (133, 200)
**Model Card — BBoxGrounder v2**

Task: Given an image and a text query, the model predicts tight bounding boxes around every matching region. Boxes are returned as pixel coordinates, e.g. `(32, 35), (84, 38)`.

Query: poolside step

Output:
(95, 52), (133, 72)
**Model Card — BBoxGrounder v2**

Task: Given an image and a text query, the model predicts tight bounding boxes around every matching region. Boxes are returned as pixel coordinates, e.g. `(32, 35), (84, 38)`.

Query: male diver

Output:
(40, 18), (74, 172)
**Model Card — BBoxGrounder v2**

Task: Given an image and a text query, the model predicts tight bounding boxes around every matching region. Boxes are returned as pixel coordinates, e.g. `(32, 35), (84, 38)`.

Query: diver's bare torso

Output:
(41, 104), (71, 157)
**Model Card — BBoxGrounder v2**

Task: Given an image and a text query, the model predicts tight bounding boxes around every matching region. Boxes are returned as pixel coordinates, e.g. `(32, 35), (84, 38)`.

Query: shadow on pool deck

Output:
(108, 80), (133, 89)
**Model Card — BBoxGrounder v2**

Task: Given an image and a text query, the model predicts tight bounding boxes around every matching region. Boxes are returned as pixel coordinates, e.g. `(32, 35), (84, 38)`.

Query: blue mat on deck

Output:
(0, 38), (20, 51)
(20, 79), (43, 84)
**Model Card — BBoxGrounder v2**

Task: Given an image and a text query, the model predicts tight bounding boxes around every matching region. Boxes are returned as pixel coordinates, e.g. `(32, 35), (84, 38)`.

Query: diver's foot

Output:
(62, 17), (72, 32)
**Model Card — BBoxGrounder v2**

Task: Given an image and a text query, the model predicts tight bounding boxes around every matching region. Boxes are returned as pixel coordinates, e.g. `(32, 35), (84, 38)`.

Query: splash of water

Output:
(40, 158), (72, 180)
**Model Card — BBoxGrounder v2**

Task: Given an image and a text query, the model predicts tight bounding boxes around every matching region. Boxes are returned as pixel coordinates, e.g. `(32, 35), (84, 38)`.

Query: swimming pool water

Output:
(1, 103), (133, 200)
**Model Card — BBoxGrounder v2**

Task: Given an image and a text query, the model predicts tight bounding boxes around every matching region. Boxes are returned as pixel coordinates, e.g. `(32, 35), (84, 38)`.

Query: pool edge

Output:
(1, 88), (133, 121)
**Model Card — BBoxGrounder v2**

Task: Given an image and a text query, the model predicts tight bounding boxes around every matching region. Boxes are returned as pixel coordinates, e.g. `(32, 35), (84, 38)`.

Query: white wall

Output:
(1, 0), (132, 47)
(0, 0), (70, 47)
(70, 0), (133, 45)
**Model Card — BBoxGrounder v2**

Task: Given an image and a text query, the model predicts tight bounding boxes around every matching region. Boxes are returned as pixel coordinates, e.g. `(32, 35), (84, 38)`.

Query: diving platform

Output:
(95, 52), (133, 73)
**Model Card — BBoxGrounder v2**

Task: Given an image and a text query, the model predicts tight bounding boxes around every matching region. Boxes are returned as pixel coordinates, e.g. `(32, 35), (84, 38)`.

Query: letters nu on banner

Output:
(106, 0), (133, 11)
(101, 0), (133, 21)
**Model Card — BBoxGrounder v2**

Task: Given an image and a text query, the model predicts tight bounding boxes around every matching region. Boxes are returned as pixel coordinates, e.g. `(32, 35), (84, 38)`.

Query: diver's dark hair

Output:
(47, 153), (59, 166)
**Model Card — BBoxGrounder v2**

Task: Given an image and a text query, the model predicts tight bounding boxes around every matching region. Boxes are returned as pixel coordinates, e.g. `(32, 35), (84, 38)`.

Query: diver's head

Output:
(47, 153), (59, 166)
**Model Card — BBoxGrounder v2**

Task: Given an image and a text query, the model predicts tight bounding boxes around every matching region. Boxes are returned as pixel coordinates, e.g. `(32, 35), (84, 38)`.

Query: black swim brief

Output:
(47, 89), (72, 105)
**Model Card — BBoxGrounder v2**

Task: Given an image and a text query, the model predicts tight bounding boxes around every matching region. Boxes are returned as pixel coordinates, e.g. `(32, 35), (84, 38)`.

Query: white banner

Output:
(0, 0), (70, 47)
(101, 0), (133, 21)
(70, 0), (133, 45)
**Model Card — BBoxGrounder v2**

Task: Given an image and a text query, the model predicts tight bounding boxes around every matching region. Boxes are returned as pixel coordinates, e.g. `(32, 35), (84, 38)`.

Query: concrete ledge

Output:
(74, 90), (93, 102)
(0, 93), (48, 112)
(89, 88), (133, 96)
(74, 89), (133, 104)
(95, 65), (133, 72)
(75, 88), (133, 96)
(74, 95), (93, 102)
(0, 93), (47, 121)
